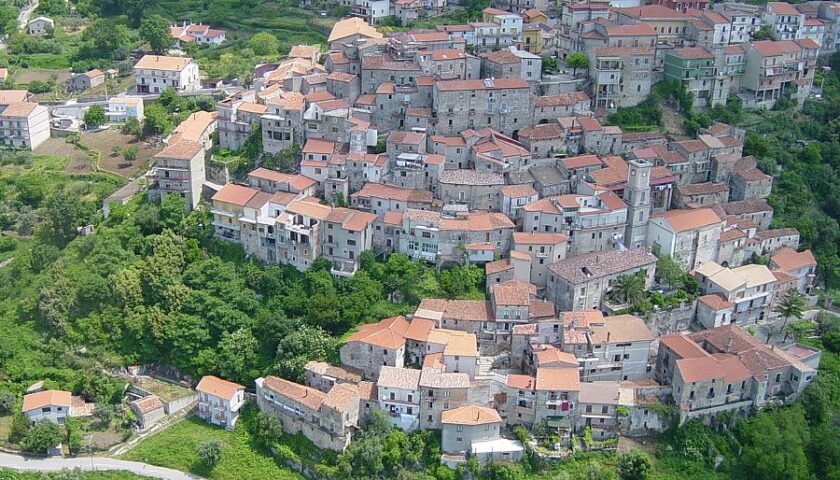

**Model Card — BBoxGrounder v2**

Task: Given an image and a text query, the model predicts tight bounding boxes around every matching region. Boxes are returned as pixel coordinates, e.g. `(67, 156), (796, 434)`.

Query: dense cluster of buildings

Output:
(78, 0), (830, 466)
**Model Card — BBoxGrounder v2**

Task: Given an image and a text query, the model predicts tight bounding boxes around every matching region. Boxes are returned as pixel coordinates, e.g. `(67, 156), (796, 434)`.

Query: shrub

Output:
(196, 438), (223, 466)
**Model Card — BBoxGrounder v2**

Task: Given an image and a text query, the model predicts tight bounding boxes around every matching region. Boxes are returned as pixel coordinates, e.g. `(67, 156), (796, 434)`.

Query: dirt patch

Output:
(13, 68), (72, 85)
(87, 429), (125, 450)
(79, 129), (163, 178)
(34, 137), (91, 172)
(617, 436), (657, 454)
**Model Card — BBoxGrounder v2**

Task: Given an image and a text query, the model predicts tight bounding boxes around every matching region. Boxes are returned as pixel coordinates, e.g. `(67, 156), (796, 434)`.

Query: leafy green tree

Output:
(656, 255), (685, 291)
(121, 117), (142, 138)
(0, 6), (17, 36)
(143, 103), (174, 136)
(773, 289), (805, 331)
(541, 56), (558, 74)
(140, 14), (171, 53)
(37, 0), (70, 15)
(0, 391), (14, 414)
(83, 105), (107, 129)
(22, 420), (62, 453)
(248, 32), (280, 57)
(196, 438), (223, 467)
(122, 145), (138, 163)
(253, 410), (283, 447)
(76, 19), (130, 61)
(618, 449), (653, 480)
(216, 327), (260, 382)
(159, 193), (186, 231)
(736, 407), (810, 480)
(612, 273), (645, 307)
(565, 52), (589, 75)
(42, 190), (93, 246)
(784, 319), (813, 342)
(274, 324), (336, 382)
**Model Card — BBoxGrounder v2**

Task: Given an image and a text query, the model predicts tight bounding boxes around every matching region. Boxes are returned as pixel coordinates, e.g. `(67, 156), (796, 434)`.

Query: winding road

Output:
(0, 452), (203, 480)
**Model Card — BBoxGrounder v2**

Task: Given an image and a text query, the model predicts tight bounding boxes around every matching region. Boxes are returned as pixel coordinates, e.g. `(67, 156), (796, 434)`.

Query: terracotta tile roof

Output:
(417, 299), (494, 322)
(506, 374), (535, 391)
(22, 390), (72, 412)
(492, 279), (535, 306)
(672, 46), (714, 60)
(131, 395), (164, 414)
(262, 376), (325, 411)
(534, 347), (578, 368)
(438, 169), (505, 186)
(606, 23), (657, 37)
(519, 123), (563, 142)
(196, 375), (244, 400)
(289, 45), (321, 59)
(698, 293), (734, 311)
(721, 198), (772, 216)
(0, 90), (29, 104)
(513, 232), (567, 245)
(212, 183), (259, 206)
(135, 55), (194, 71)
(770, 248), (816, 272)
(351, 183), (434, 203)
(0, 102), (39, 117)
(440, 212), (514, 232)
(659, 334), (710, 359)
(346, 316), (410, 349)
(357, 381), (377, 401)
(547, 248), (656, 285)
(405, 318), (436, 342)
(500, 184), (538, 198)
(325, 207), (376, 231)
(435, 77), (529, 91)
(248, 168), (316, 191)
(651, 208), (722, 233)
(752, 40), (801, 57)
(595, 47), (653, 57)
(377, 366), (421, 390)
(389, 130), (425, 145)
(530, 299), (555, 319)
(794, 38), (820, 50)
(723, 45), (744, 55)
(485, 258), (512, 275)
(562, 154), (602, 169)
(676, 354), (750, 383)
(535, 367), (580, 391)
(441, 405), (502, 425)
(285, 198), (332, 220)
(767, 2), (800, 16)
(720, 228), (746, 242)
(420, 367), (470, 389)
(591, 314), (653, 343)
(328, 17), (383, 43)
(534, 92), (589, 107)
(170, 111), (216, 144)
(615, 5), (689, 19)
(304, 361), (363, 383)
(322, 383), (360, 412)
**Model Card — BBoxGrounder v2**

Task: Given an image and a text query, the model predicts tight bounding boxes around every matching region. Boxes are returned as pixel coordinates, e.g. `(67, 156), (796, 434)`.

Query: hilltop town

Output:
(0, 0), (839, 479)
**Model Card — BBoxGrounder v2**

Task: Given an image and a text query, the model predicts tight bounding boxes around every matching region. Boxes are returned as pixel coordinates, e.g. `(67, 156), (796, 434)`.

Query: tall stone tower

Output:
(623, 159), (652, 249)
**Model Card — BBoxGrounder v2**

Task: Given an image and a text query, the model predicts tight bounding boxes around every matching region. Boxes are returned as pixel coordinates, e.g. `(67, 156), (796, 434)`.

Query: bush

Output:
(196, 438), (223, 466)
(22, 420), (62, 453)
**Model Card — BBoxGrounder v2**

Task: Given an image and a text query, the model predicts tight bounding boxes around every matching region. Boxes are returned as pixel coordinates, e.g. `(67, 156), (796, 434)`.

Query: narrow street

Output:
(0, 452), (203, 480)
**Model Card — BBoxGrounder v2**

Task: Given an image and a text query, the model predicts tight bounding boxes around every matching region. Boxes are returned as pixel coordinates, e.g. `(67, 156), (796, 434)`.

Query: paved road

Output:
(17, 0), (38, 30)
(0, 452), (204, 480)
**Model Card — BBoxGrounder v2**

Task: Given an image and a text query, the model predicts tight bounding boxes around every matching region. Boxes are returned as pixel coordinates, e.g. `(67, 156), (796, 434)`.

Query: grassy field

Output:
(123, 416), (302, 480)
(0, 470), (150, 479)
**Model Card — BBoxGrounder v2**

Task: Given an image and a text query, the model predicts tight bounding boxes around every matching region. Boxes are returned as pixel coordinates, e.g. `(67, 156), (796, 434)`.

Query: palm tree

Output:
(612, 273), (645, 308)
(773, 290), (805, 331)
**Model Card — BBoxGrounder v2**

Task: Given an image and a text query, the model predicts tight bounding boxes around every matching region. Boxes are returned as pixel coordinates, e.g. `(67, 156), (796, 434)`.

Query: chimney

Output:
(726, 335), (733, 353)
(607, 331), (611, 343)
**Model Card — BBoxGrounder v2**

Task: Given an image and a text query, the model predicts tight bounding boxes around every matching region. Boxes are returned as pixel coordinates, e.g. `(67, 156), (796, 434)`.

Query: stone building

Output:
(339, 316), (410, 379)
(432, 78), (531, 136)
(545, 248), (657, 311)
